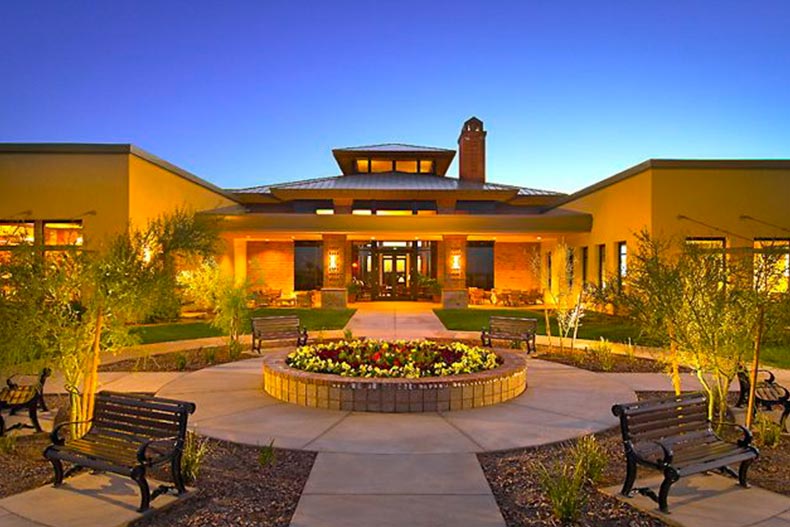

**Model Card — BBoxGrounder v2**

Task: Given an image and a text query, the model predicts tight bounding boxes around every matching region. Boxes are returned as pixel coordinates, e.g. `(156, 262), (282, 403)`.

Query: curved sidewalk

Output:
(157, 356), (635, 453)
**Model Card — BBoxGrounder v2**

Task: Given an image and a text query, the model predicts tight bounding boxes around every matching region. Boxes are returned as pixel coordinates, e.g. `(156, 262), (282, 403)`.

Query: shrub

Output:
(0, 435), (17, 454)
(258, 439), (276, 467)
(202, 347), (216, 365)
(174, 352), (188, 371)
(343, 328), (354, 341)
(588, 338), (615, 371)
(228, 341), (242, 361)
(754, 412), (782, 448)
(570, 435), (607, 484)
(536, 459), (587, 523)
(181, 431), (211, 485)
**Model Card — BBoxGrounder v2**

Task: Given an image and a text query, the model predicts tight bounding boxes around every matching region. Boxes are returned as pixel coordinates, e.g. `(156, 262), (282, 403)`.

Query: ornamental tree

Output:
(0, 210), (218, 436)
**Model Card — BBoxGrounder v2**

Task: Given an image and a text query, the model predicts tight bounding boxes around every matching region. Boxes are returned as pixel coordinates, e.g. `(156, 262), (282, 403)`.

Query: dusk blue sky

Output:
(1, 1), (789, 193)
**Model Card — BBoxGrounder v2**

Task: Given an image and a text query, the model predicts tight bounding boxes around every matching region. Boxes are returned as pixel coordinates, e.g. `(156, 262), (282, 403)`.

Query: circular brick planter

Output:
(262, 349), (528, 413)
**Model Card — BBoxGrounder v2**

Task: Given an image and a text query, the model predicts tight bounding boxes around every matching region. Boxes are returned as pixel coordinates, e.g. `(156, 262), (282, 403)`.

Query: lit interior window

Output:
(356, 159), (369, 173)
(316, 209), (335, 215)
(419, 160), (434, 173)
(44, 221), (83, 246)
(352, 209), (372, 215)
(394, 160), (418, 173)
(754, 239), (790, 293)
(370, 160), (393, 173)
(376, 210), (412, 216)
(416, 210), (437, 216)
(0, 222), (35, 246)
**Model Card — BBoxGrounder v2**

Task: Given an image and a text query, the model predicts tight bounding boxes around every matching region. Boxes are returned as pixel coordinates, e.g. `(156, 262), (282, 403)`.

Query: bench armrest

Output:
(650, 440), (674, 465)
(137, 436), (180, 464)
(713, 422), (754, 447)
(50, 419), (93, 445)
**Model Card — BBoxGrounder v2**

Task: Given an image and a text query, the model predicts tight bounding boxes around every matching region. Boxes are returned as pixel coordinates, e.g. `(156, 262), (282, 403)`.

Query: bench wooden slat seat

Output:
(481, 316), (537, 353)
(736, 368), (790, 432)
(251, 315), (308, 353)
(44, 391), (195, 512)
(0, 368), (51, 436)
(612, 392), (759, 513)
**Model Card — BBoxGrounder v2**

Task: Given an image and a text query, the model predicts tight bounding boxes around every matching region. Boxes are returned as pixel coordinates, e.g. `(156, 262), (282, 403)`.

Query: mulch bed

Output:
(479, 429), (669, 526)
(99, 345), (253, 372)
(535, 345), (687, 373)
(130, 439), (315, 527)
(0, 394), (72, 499)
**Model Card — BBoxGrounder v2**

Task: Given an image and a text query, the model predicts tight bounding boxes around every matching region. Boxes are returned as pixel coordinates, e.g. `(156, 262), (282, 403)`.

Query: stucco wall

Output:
(247, 241), (294, 293)
(0, 153), (130, 249)
(651, 166), (790, 248)
(128, 155), (234, 229)
(542, 168), (653, 293)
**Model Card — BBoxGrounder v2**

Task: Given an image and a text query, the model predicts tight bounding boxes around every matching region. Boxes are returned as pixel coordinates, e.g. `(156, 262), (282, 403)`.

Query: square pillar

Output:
(321, 234), (348, 309)
(233, 238), (247, 286)
(442, 235), (468, 308)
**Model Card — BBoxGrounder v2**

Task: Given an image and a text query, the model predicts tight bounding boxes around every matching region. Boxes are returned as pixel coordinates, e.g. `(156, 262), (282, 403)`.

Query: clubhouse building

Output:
(1, 117), (789, 308)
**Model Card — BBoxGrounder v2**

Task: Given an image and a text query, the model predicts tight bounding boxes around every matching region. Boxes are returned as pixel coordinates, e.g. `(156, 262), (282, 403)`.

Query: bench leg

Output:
(621, 456), (638, 496)
(738, 459), (754, 488)
(39, 395), (49, 412)
(28, 403), (42, 433)
(49, 457), (64, 486)
(132, 467), (151, 512)
(0, 414), (5, 437)
(171, 452), (187, 494)
(658, 471), (679, 513)
(780, 404), (789, 433)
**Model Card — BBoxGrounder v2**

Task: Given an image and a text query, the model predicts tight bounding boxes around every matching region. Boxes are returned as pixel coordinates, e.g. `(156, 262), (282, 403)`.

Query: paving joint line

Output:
(300, 411), (353, 449)
(437, 414), (487, 451)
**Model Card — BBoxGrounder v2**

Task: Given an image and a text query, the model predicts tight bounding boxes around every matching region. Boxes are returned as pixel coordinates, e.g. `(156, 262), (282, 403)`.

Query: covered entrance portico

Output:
(214, 211), (593, 309)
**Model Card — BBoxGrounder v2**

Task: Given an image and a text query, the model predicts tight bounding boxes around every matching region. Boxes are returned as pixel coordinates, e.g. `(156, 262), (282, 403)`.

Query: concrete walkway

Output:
(3, 300), (789, 527)
(346, 301), (446, 339)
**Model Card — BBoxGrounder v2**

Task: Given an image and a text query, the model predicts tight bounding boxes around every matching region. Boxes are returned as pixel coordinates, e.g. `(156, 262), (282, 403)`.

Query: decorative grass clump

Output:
(286, 339), (501, 378)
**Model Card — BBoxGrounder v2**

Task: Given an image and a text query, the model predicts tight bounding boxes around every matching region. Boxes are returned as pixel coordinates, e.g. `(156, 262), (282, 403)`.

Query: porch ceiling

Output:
(213, 209), (592, 236)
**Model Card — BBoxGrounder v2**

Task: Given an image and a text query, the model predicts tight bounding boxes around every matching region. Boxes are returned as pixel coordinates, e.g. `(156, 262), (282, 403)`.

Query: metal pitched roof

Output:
(230, 172), (563, 196)
(333, 143), (455, 153)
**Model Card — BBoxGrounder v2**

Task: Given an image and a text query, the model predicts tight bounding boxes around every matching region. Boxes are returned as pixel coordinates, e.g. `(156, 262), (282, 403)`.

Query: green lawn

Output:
(130, 308), (356, 345)
(433, 308), (645, 344)
(760, 344), (790, 369)
(434, 308), (790, 369)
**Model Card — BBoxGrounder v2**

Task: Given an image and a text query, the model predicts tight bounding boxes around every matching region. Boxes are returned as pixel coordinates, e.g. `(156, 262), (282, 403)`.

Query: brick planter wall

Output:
(262, 349), (528, 413)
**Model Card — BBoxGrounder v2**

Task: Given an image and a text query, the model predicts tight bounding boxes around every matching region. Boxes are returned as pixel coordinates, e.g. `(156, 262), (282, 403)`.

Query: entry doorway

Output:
(351, 240), (437, 301)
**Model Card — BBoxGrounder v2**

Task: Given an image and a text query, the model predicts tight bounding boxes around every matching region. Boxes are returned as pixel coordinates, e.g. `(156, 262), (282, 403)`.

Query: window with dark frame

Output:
(466, 241), (494, 290)
(581, 246), (589, 284)
(617, 241), (627, 288)
(566, 248), (574, 288)
(294, 241), (323, 291)
(597, 244), (606, 285)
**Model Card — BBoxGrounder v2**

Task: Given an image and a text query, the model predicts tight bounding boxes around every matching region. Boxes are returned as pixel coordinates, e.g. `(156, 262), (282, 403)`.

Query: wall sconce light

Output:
(451, 253), (462, 271)
(328, 252), (339, 271)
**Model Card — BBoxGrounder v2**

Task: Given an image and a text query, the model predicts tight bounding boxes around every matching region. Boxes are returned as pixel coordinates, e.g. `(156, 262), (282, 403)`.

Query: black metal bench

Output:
(736, 368), (790, 432)
(251, 315), (308, 353)
(44, 391), (196, 512)
(0, 368), (51, 436)
(612, 392), (759, 513)
(481, 316), (537, 353)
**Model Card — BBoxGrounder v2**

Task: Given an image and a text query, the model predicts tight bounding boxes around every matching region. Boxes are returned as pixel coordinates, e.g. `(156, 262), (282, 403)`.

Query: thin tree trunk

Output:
(80, 308), (103, 437)
(667, 326), (682, 395)
(543, 306), (553, 350)
(571, 289), (583, 351)
(746, 307), (765, 429)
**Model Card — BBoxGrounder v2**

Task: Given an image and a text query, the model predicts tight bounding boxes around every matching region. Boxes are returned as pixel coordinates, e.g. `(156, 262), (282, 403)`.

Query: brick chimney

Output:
(458, 116), (486, 183)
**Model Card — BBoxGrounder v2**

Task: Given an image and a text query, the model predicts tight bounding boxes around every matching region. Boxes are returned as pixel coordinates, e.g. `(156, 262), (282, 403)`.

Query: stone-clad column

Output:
(321, 234), (348, 309)
(442, 235), (468, 308)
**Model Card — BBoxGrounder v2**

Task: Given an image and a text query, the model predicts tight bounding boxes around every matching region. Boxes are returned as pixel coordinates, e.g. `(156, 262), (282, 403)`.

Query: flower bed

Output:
(286, 339), (500, 378)
(264, 347), (528, 412)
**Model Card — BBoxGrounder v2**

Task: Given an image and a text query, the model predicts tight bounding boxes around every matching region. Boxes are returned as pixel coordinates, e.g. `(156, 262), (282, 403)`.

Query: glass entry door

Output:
(379, 253), (410, 299)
